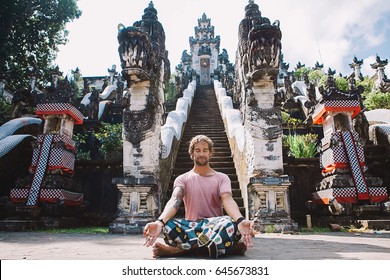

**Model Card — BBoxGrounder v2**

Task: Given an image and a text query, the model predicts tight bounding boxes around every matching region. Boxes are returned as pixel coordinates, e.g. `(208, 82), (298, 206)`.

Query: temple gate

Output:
(189, 13), (220, 85)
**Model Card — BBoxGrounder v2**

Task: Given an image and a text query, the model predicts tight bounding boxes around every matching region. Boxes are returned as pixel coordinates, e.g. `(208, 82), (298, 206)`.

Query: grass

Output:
(299, 227), (333, 233)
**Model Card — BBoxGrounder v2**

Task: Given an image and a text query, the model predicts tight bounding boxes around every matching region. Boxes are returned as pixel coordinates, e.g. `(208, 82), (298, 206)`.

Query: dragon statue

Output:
(117, 1), (170, 178)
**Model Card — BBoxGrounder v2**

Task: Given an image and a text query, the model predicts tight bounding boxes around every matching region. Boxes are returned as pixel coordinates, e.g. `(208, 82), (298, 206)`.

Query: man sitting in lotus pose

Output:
(143, 135), (254, 258)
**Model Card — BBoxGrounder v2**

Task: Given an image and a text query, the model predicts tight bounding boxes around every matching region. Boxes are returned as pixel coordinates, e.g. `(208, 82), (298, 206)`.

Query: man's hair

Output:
(188, 135), (214, 155)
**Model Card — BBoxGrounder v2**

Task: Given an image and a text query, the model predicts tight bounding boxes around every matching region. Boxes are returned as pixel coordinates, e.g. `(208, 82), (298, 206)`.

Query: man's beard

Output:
(194, 157), (209, 166)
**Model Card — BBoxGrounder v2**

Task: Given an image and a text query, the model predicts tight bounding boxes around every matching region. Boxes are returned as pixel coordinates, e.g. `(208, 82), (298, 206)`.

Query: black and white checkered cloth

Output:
(341, 131), (369, 200)
(313, 100), (361, 123)
(36, 134), (75, 149)
(11, 188), (83, 205)
(368, 186), (388, 197)
(320, 131), (365, 169)
(31, 134), (75, 172)
(333, 187), (357, 198)
(26, 134), (54, 206)
(31, 147), (75, 171)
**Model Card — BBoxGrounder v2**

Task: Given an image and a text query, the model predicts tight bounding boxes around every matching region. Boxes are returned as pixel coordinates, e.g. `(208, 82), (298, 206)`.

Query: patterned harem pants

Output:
(163, 215), (241, 258)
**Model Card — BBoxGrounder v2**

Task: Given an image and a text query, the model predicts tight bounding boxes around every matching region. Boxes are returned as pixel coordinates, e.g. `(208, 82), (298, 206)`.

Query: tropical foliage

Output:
(293, 65), (389, 111)
(93, 122), (123, 160)
(283, 133), (319, 158)
(0, 0), (81, 89)
(73, 123), (123, 161)
(73, 130), (91, 161)
(0, 99), (11, 125)
(363, 91), (390, 110)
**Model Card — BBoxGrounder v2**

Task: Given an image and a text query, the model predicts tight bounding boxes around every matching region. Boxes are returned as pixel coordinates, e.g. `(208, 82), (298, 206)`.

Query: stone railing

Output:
(161, 80), (196, 159)
(160, 81), (196, 201)
(214, 80), (297, 232)
(213, 80), (249, 217)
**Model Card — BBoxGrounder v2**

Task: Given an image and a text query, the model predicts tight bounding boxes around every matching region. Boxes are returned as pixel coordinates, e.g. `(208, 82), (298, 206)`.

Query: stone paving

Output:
(1, 231), (390, 260)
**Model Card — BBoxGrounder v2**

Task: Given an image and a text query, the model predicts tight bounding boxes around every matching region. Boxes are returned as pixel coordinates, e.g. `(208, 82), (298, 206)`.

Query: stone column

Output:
(109, 2), (169, 234)
(236, 0), (297, 232)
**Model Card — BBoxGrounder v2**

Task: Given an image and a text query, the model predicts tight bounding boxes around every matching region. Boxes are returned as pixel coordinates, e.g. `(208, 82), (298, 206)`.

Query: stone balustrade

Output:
(161, 81), (196, 159)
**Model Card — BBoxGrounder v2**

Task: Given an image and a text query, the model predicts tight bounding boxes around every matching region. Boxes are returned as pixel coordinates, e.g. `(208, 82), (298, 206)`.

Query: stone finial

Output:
(327, 68), (336, 76)
(245, 0), (262, 19)
(238, 0), (281, 78)
(371, 54), (388, 69)
(142, 1), (158, 20)
(296, 62), (305, 70)
(108, 65), (117, 85)
(314, 61), (323, 70)
(349, 56), (363, 68)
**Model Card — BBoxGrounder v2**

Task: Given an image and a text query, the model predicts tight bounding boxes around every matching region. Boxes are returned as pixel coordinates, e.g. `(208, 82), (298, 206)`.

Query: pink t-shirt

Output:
(173, 169), (232, 220)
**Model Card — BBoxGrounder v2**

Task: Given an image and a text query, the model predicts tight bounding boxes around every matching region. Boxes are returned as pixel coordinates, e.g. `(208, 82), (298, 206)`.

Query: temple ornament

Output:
(309, 70), (389, 215)
(9, 76), (84, 212)
(371, 55), (390, 93)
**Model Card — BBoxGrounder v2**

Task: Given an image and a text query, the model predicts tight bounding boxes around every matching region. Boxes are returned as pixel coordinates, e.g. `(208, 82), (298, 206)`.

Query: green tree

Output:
(0, 99), (11, 125)
(357, 76), (375, 94)
(334, 76), (349, 92)
(294, 66), (310, 81)
(94, 123), (123, 160)
(70, 67), (84, 99)
(308, 69), (325, 86)
(364, 91), (390, 110)
(0, 0), (81, 89)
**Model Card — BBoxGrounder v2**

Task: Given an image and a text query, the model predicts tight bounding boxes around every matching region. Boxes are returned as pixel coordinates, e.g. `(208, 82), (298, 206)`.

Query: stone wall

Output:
(74, 160), (121, 226)
(283, 157), (322, 225)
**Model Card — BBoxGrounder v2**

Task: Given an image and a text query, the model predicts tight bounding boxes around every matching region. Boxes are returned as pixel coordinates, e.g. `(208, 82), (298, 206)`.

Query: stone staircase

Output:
(166, 85), (245, 217)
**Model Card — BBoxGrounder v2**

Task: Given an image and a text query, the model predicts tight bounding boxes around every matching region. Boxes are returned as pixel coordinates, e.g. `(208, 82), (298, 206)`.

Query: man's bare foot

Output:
(228, 242), (247, 256)
(152, 242), (187, 258)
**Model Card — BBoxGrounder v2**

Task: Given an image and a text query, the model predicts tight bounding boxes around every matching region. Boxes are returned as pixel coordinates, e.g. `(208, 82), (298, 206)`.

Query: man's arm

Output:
(220, 192), (243, 221)
(158, 186), (184, 223)
(221, 193), (254, 247)
(143, 186), (184, 247)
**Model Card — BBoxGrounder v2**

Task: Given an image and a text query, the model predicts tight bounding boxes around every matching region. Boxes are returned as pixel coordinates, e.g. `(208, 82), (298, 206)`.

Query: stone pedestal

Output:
(109, 177), (159, 234)
(249, 176), (298, 232)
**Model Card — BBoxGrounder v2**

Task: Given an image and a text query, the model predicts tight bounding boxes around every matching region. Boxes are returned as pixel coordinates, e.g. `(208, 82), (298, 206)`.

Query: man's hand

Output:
(143, 221), (163, 247)
(238, 219), (255, 247)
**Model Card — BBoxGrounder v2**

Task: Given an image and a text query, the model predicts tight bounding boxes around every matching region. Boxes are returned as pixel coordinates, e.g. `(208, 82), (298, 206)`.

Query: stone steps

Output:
(166, 85), (245, 217)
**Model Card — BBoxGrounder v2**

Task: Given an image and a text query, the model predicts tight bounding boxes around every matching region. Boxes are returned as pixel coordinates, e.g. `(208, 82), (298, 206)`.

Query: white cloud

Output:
(55, 0), (390, 78)
(361, 55), (377, 77)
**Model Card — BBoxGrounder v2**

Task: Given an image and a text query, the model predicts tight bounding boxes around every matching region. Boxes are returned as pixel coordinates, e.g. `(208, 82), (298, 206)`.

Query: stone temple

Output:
(0, 0), (389, 233)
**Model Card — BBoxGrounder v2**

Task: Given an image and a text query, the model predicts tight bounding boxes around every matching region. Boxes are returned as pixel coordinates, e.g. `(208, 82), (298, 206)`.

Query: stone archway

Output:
(200, 57), (210, 85)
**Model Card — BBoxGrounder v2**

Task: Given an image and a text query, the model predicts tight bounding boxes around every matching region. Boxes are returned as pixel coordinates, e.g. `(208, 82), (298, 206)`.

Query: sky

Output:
(55, 0), (390, 78)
